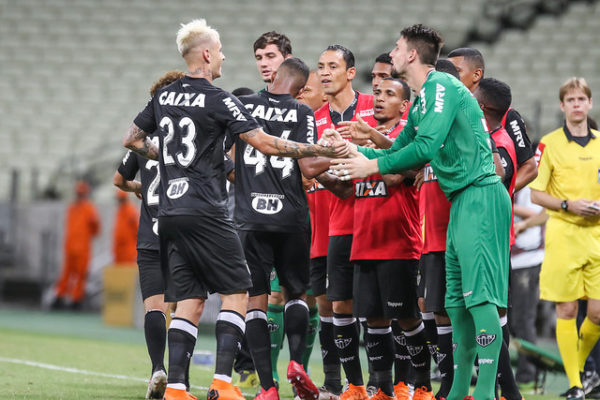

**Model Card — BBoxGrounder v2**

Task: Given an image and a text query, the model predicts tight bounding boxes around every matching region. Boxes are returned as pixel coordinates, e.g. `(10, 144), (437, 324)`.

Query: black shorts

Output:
(310, 256), (327, 297)
(420, 251), (447, 313)
(238, 230), (310, 297)
(326, 235), (354, 301)
(137, 249), (165, 301)
(353, 259), (420, 320)
(158, 215), (251, 302)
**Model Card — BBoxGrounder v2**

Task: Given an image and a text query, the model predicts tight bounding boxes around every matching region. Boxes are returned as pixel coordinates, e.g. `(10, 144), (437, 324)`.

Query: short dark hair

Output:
(324, 44), (355, 69)
(381, 77), (411, 102)
(400, 24), (444, 66)
(375, 52), (392, 65)
(279, 57), (310, 94)
(435, 59), (460, 79)
(253, 31), (292, 57)
(477, 77), (512, 119)
(447, 47), (485, 75)
(231, 87), (255, 97)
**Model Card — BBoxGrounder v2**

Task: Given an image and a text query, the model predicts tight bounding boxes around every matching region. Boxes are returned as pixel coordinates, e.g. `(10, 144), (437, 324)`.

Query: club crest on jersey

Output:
(335, 338), (352, 349)
(355, 180), (387, 198)
(244, 104), (298, 123)
(251, 193), (284, 215)
(476, 333), (496, 347)
(166, 178), (189, 199)
(223, 97), (247, 121)
(159, 91), (205, 108)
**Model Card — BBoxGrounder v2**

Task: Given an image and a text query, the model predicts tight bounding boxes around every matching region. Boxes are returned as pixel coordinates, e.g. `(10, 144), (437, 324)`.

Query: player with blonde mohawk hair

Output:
(124, 18), (348, 400)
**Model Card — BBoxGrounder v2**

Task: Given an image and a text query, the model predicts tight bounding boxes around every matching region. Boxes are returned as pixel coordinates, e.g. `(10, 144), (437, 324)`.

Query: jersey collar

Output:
(563, 121), (596, 147)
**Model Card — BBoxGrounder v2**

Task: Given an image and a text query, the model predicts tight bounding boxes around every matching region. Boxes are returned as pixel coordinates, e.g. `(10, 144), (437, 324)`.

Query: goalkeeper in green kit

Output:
(326, 24), (511, 400)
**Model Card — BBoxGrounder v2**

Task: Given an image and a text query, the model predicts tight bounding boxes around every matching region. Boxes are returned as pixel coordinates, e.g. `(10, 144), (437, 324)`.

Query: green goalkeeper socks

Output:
(267, 304), (285, 382)
(469, 302), (502, 400)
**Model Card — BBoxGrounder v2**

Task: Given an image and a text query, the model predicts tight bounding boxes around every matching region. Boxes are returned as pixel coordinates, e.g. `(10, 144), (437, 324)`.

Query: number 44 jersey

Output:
(134, 76), (260, 219)
(234, 91), (315, 232)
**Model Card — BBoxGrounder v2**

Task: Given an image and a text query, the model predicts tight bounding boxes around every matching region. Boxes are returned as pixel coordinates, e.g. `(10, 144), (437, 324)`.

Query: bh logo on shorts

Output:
(476, 332), (497, 347)
(335, 338), (352, 349)
(167, 178), (189, 199)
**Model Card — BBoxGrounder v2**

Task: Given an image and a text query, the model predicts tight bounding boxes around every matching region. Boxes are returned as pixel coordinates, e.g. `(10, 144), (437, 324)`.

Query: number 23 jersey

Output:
(134, 76), (260, 218)
(234, 91), (315, 232)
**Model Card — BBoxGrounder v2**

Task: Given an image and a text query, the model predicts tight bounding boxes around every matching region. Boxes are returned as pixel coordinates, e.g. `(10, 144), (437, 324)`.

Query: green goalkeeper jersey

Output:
(358, 70), (499, 201)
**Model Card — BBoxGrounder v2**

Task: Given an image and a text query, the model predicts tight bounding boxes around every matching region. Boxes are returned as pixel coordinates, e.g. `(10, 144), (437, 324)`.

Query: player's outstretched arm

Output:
(239, 128), (349, 159)
(123, 123), (159, 161)
(113, 171), (142, 199)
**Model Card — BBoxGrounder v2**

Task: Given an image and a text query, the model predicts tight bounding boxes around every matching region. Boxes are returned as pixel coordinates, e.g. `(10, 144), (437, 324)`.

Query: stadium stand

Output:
(0, 0), (486, 202)
(0, 0), (598, 309)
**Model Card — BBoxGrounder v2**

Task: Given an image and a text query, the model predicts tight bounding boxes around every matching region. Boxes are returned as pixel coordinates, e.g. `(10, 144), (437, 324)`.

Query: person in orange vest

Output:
(52, 180), (101, 310)
(113, 189), (138, 264)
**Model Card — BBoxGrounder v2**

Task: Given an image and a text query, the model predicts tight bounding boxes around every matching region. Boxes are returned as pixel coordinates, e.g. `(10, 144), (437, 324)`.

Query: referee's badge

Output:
(597, 168), (600, 183)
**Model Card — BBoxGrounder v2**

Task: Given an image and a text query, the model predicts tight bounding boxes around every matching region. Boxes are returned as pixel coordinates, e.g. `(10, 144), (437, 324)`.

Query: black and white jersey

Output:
(234, 91), (315, 232)
(118, 143), (161, 250)
(134, 76), (260, 219)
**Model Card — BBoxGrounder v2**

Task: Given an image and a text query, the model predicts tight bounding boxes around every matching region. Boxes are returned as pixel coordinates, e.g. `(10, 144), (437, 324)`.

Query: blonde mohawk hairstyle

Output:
(176, 19), (220, 57)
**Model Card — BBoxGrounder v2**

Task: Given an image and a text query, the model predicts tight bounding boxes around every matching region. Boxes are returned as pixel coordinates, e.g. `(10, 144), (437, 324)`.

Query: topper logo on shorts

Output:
(335, 338), (352, 349)
(476, 333), (496, 347)
(167, 178), (189, 199)
(251, 193), (284, 215)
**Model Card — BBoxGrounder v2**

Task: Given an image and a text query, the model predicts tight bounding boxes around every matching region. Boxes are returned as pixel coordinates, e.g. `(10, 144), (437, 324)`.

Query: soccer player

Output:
(234, 57), (323, 400)
(123, 19), (347, 400)
(252, 32), (305, 384)
(530, 77), (600, 400)
(254, 31), (292, 89)
(315, 44), (377, 400)
(371, 53), (395, 93)
(114, 70), (185, 399)
(298, 70), (342, 400)
(328, 24), (512, 400)
(474, 78), (517, 195)
(349, 77), (434, 400)
(448, 48), (537, 192)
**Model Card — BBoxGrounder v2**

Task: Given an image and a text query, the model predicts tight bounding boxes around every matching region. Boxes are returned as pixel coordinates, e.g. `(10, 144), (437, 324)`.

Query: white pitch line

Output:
(0, 357), (253, 396)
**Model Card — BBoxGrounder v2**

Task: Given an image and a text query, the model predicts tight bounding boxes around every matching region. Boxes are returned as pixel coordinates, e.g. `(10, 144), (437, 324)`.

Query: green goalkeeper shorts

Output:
(445, 181), (511, 309)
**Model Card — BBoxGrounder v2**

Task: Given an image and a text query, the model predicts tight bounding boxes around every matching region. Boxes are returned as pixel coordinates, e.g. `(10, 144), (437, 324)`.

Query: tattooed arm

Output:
(123, 123), (159, 161)
(239, 128), (349, 159)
